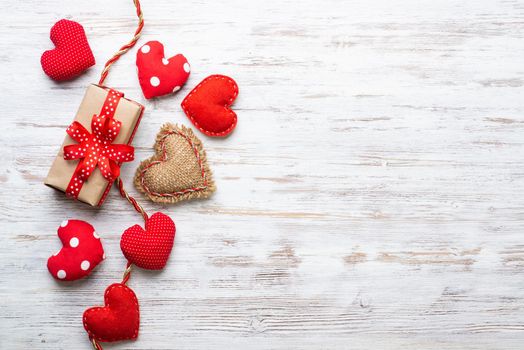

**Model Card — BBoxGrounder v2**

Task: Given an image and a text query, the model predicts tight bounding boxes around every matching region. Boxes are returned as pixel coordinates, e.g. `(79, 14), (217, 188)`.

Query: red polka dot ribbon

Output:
(64, 89), (135, 198)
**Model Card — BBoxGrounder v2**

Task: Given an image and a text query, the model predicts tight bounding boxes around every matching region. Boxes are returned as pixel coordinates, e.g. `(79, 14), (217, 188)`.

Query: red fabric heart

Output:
(120, 212), (176, 270)
(47, 220), (104, 281)
(136, 40), (190, 99)
(83, 283), (140, 343)
(181, 75), (239, 137)
(41, 19), (95, 81)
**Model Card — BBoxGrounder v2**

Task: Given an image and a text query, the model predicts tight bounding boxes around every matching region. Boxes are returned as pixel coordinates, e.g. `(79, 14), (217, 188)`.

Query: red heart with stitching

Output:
(120, 212), (176, 270)
(83, 283), (140, 342)
(136, 40), (190, 99)
(181, 74), (239, 137)
(41, 19), (95, 81)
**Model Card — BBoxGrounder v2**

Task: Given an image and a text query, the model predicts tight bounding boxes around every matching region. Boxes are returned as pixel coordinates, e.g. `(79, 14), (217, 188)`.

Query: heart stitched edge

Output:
(82, 283), (140, 342)
(134, 123), (216, 204)
(181, 74), (238, 137)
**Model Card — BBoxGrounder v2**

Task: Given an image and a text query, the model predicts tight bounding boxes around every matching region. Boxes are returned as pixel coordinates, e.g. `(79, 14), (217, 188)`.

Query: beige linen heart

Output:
(134, 124), (215, 204)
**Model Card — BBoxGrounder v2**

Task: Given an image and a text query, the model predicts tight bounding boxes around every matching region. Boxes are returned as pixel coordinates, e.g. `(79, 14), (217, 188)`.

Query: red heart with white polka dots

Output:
(120, 212), (176, 270)
(47, 220), (105, 281)
(136, 40), (190, 99)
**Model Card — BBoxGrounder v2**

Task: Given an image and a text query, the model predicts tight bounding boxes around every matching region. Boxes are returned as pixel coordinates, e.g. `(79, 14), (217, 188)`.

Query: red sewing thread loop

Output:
(121, 261), (133, 285)
(98, 0), (144, 86)
(117, 177), (149, 223)
(88, 2), (145, 349)
(97, 0), (148, 225)
(91, 338), (104, 350)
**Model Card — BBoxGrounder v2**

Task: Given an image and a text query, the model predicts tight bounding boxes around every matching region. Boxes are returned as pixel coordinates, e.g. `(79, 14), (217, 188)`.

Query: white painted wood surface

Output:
(1, 0), (524, 348)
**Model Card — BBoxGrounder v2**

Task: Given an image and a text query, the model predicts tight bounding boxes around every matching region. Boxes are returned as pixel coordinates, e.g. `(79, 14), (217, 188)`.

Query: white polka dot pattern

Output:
(70, 237), (79, 248)
(47, 220), (105, 281)
(81, 260), (91, 271)
(136, 40), (190, 99)
(150, 76), (160, 87)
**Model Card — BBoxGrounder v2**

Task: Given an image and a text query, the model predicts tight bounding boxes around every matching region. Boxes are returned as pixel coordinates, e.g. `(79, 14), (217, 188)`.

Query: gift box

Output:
(45, 84), (144, 206)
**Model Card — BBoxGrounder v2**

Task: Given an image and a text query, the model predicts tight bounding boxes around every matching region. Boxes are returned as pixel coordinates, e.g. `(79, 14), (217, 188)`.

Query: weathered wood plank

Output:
(1, 0), (524, 349)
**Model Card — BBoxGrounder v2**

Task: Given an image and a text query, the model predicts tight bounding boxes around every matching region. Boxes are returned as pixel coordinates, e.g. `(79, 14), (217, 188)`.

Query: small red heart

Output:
(136, 40), (190, 99)
(181, 75), (239, 137)
(120, 212), (176, 270)
(83, 283), (140, 342)
(41, 19), (95, 81)
(47, 220), (104, 281)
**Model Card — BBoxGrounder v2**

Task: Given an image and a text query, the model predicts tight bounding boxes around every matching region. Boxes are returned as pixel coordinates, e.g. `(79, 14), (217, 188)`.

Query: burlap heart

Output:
(134, 124), (215, 204)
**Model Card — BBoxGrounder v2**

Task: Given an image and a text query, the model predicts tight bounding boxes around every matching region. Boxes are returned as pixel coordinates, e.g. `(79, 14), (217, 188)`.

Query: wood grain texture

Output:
(1, 0), (524, 349)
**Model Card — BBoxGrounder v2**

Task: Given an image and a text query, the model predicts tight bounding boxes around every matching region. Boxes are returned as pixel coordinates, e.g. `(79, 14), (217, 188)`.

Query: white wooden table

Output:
(2, 0), (524, 349)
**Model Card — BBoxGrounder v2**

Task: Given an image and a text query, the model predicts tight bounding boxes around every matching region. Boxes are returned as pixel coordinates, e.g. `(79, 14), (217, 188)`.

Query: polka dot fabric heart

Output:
(83, 283), (140, 342)
(120, 212), (176, 270)
(47, 220), (104, 281)
(136, 40), (190, 99)
(41, 19), (95, 81)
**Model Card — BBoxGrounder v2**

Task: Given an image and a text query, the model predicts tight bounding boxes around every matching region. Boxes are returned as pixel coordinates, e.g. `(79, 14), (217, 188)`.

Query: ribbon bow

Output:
(64, 115), (134, 180)
(61, 88), (135, 199)
(63, 107), (134, 198)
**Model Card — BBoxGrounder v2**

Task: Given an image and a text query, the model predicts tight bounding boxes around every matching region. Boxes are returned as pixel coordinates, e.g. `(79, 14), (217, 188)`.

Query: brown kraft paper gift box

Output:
(45, 84), (144, 206)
